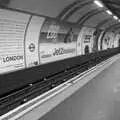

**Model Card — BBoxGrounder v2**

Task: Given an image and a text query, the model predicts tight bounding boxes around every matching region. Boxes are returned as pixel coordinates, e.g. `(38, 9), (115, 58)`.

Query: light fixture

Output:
(113, 16), (118, 20)
(118, 19), (120, 22)
(94, 0), (104, 8)
(106, 10), (112, 15)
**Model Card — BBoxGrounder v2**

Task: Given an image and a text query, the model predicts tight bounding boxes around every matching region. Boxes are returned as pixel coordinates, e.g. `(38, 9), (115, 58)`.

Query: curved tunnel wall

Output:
(0, 7), (119, 75)
(0, 0), (120, 97)
(0, 0), (120, 116)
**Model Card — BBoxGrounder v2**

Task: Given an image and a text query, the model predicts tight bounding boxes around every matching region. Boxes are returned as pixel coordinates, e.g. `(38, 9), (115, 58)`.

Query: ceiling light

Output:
(106, 10), (112, 15)
(94, 0), (104, 8)
(118, 20), (120, 22)
(113, 16), (118, 20)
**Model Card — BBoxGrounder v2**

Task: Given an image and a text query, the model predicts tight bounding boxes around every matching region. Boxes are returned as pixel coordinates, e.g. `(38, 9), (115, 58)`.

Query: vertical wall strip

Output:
(38, 19), (46, 65)
(23, 15), (32, 67)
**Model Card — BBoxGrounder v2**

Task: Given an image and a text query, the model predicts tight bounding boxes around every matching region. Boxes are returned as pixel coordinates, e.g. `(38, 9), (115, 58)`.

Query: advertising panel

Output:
(77, 27), (95, 55)
(98, 31), (104, 51)
(109, 32), (115, 48)
(114, 33), (120, 48)
(39, 19), (78, 64)
(0, 9), (30, 74)
(25, 16), (45, 67)
(77, 27), (84, 55)
(92, 30), (102, 52)
(102, 32), (115, 50)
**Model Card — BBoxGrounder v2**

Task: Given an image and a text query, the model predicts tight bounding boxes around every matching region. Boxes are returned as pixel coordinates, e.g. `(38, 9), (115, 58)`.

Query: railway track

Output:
(0, 49), (119, 116)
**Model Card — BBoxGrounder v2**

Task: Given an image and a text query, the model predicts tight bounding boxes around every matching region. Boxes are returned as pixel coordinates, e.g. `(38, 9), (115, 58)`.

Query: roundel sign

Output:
(29, 43), (35, 52)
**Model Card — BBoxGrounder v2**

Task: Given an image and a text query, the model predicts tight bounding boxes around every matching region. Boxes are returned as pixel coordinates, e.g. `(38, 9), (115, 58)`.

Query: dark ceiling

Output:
(102, 0), (120, 18)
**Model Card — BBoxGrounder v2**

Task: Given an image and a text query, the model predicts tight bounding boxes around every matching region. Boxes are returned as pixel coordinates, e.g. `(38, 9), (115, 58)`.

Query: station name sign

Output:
(3, 55), (23, 63)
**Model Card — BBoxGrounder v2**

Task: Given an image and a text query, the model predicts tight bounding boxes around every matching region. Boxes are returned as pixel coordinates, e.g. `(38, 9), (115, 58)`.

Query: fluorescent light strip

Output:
(94, 0), (104, 8)
(106, 10), (112, 15)
(113, 16), (118, 20)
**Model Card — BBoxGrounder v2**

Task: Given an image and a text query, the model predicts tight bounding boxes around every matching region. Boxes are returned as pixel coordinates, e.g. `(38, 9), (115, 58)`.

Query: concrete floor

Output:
(40, 57), (120, 120)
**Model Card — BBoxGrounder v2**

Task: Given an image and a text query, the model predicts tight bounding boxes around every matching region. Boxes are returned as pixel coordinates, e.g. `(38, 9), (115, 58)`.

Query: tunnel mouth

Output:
(85, 45), (90, 54)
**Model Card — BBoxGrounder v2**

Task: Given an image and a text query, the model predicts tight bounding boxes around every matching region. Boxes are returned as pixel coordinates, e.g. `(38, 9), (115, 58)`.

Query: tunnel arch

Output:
(61, 1), (93, 21)
(57, 0), (90, 19)
(96, 18), (112, 29)
(77, 8), (105, 25)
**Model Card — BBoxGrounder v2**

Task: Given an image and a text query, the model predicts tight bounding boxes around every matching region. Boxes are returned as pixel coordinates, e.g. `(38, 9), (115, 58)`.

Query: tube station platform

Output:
(1, 54), (120, 120)
(40, 53), (120, 120)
